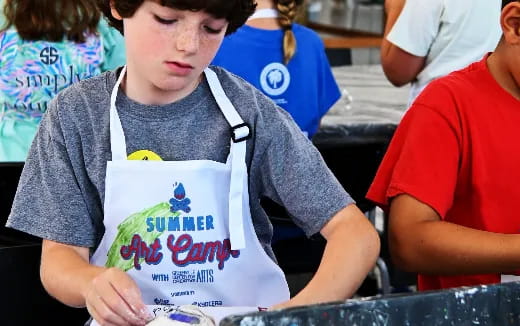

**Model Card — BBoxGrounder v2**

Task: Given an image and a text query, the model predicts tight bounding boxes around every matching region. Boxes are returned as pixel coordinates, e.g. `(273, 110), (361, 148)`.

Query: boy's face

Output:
(112, 1), (229, 104)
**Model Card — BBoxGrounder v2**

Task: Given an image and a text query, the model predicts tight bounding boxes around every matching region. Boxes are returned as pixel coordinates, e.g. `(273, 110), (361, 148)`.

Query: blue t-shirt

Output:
(212, 24), (340, 138)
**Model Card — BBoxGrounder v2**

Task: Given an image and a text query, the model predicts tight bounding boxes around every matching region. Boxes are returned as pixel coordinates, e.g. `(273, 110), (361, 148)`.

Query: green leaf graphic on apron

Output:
(106, 202), (179, 271)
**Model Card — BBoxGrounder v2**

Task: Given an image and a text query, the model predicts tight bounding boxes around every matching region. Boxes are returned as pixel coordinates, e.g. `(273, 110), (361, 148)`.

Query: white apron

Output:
(90, 67), (289, 313)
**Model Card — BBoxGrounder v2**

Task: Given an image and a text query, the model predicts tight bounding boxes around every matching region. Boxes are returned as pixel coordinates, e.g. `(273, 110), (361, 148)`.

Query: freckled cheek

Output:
(200, 37), (225, 57)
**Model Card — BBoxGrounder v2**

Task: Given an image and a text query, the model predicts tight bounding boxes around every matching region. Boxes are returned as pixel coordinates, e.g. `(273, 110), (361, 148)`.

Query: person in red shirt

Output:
(367, 0), (520, 291)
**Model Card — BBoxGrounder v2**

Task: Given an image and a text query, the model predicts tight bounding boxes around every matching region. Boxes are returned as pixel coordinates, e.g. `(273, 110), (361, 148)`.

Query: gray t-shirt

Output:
(6, 66), (353, 261)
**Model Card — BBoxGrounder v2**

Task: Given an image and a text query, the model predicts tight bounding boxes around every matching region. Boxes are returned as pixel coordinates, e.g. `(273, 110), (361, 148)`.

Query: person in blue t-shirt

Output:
(212, 0), (340, 139)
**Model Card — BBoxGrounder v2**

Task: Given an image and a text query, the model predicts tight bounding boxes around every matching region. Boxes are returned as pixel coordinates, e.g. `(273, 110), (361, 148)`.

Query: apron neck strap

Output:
(204, 68), (248, 250)
(109, 66), (129, 161)
(204, 68), (250, 142)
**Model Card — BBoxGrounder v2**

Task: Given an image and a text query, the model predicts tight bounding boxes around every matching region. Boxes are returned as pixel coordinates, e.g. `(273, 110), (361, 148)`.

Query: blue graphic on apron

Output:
(170, 182), (191, 213)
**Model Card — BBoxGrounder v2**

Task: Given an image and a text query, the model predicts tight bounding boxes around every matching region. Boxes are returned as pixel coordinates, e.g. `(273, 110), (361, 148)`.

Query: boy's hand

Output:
(270, 205), (379, 309)
(84, 267), (152, 326)
(40, 240), (154, 325)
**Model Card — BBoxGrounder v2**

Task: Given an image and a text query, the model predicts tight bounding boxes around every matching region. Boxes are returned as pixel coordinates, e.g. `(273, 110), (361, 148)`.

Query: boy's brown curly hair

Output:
(96, 0), (256, 36)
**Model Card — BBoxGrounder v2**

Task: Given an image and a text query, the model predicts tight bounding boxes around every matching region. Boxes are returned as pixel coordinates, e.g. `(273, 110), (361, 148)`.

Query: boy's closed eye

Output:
(153, 15), (176, 25)
(153, 14), (223, 34)
(204, 26), (223, 34)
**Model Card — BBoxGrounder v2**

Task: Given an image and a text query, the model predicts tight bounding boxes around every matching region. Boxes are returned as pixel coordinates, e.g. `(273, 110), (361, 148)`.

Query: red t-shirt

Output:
(367, 55), (520, 290)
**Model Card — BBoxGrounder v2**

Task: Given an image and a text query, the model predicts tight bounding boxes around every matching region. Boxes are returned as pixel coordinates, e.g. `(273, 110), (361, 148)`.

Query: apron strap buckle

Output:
(231, 122), (251, 143)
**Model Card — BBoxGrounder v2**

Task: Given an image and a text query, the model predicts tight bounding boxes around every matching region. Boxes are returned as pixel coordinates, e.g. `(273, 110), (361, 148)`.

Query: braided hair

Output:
(275, 0), (304, 64)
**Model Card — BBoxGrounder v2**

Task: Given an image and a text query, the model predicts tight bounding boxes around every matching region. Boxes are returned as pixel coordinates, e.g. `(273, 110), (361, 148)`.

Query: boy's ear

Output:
(110, 1), (123, 20)
(501, 1), (520, 44)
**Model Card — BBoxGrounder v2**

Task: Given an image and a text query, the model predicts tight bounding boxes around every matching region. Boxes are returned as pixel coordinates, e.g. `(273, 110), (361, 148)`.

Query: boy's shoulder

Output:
(436, 57), (489, 88)
(415, 57), (490, 106)
(49, 70), (116, 119)
(58, 70), (114, 98)
(408, 55), (511, 131)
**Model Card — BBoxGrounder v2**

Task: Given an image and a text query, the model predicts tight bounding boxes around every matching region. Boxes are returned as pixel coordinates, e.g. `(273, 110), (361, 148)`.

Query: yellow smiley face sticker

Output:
(127, 150), (163, 161)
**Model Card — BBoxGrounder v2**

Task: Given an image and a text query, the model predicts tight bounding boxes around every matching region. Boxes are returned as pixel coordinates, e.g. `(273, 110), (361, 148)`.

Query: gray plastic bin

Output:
(221, 281), (520, 325)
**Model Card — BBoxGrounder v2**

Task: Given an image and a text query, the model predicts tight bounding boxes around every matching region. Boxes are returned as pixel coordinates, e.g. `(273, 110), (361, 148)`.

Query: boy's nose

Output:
(176, 27), (200, 54)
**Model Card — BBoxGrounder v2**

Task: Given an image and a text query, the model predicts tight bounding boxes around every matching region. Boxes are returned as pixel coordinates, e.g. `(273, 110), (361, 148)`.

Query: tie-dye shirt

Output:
(0, 28), (103, 123)
(0, 23), (119, 161)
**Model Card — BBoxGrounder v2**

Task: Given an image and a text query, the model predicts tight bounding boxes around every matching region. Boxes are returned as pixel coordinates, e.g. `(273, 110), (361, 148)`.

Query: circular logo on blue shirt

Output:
(259, 62), (290, 96)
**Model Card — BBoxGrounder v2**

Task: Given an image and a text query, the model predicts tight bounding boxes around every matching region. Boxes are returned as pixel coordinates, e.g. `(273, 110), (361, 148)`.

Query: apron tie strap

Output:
(228, 140), (247, 250)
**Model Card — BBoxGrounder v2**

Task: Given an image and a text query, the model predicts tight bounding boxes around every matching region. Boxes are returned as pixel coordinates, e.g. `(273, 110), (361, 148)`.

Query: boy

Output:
(6, 0), (380, 325)
(367, 0), (520, 291)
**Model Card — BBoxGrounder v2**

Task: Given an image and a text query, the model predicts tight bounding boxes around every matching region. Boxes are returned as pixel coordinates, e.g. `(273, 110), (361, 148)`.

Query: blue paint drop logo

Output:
(169, 182), (191, 213)
(174, 183), (186, 200)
